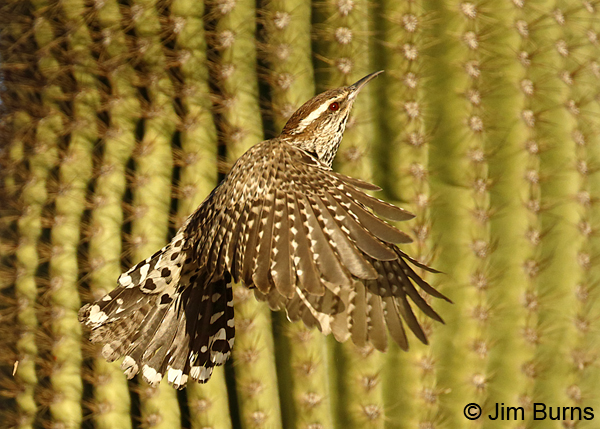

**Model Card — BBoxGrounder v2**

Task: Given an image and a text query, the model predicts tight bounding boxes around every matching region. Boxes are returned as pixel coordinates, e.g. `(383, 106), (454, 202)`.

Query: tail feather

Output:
(110, 292), (172, 367)
(80, 232), (187, 334)
(90, 311), (145, 361)
(184, 276), (234, 383)
(163, 314), (192, 387)
(118, 230), (187, 293)
(78, 237), (235, 389)
(138, 306), (180, 385)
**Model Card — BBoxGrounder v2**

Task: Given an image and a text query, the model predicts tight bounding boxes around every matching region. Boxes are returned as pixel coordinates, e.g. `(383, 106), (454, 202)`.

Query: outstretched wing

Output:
(192, 140), (450, 351)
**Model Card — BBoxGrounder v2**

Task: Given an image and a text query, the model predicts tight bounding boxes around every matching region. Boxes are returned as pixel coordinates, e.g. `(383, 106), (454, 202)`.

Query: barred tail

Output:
(78, 236), (235, 389)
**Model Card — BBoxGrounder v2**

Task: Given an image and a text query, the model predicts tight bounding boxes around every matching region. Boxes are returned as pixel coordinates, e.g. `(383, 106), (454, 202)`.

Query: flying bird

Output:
(79, 71), (450, 389)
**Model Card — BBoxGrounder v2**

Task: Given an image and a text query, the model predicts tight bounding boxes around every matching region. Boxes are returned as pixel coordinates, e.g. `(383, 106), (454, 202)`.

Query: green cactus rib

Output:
(377, 2), (440, 428)
(169, 0), (219, 220)
(478, 4), (535, 429)
(420, 1), (485, 427)
(45, 100), (91, 428)
(212, 0), (265, 156)
(317, 0), (375, 182)
(523, 8), (579, 428)
(0, 13), (45, 428)
(530, 5), (592, 427)
(121, 0), (180, 427)
(168, 0), (231, 427)
(495, 5), (553, 427)
(81, 0), (142, 426)
(575, 3), (600, 424)
(442, 3), (498, 427)
(557, 5), (600, 426)
(28, 2), (88, 426)
(50, 1), (148, 427)
(85, 127), (136, 429)
(211, 0), (283, 427)
(281, 321), (334, 429)
(583, 114), (600, 427)
(311, 1), (387, 428)
(261, 0), (315, 131)
(13, 111), (56, 429)
(260, 1), (336, 428)
(48, 7), (103, 429)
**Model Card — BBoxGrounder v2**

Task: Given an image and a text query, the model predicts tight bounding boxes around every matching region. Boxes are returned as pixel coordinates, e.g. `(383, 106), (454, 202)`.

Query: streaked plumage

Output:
(79, 71), (450, 389)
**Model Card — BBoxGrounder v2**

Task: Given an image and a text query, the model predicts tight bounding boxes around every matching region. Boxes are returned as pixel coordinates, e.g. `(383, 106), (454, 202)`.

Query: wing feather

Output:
(367, 292), (388, 352)
(229, 200), (250, 284)
(313, 195), (377, 279)
(396, 293), (427, 344)
(335, 178), (415, 221)
(399, 252), (450, 301)
(270, 188), (295, 298)
(252, 192), (276, 293)
(382, 295), (408, 350)
(349, 281), (368, 348)
(214, 202), (241, 278)
(241, 203), (263, 286)
(334, 191), (413, 244)
(301, 195), (352, 288)
(397, 269), (444, 323)
(331, 172), (382, 191)
(322, 192), (397, 260)
(291, 193), (324, 296)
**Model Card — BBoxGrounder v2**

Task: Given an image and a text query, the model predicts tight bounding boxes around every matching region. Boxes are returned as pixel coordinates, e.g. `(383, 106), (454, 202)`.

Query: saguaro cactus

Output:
(1, 1), (599, 429)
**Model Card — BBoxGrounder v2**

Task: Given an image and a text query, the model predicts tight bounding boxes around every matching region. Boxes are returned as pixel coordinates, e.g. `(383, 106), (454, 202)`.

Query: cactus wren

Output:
(79, 71), (450, 389)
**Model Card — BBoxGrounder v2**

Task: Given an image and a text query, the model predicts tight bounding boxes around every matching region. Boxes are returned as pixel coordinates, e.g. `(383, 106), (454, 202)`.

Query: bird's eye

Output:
(329, 102), (340, 111)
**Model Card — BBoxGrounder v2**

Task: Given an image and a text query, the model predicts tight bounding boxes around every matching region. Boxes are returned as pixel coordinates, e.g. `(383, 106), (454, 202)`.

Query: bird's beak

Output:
(348, 70), (384, 94)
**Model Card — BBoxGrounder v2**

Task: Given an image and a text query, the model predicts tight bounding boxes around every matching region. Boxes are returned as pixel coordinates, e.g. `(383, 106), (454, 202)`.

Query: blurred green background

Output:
(1, 0), (599, 428)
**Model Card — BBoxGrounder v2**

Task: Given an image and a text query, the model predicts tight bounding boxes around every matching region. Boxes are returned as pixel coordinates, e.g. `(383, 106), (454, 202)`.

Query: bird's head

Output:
(280, 71), (383, 167)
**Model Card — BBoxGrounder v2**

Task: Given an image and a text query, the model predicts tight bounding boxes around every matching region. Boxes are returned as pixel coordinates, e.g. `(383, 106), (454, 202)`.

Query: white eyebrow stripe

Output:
(295, 98), (340, 132)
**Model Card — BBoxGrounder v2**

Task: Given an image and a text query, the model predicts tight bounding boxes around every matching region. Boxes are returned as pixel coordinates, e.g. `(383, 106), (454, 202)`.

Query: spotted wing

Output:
(201, 141), (450, 351)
